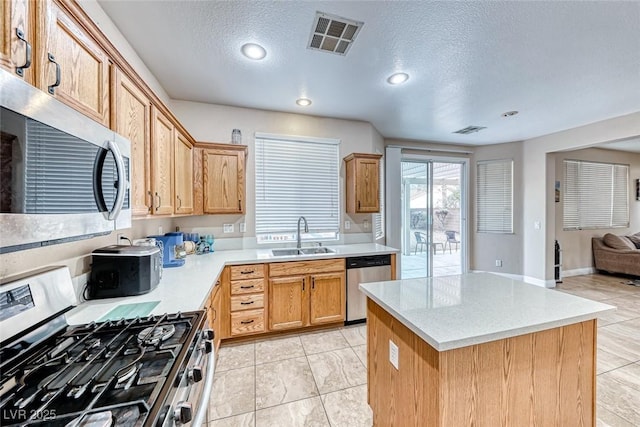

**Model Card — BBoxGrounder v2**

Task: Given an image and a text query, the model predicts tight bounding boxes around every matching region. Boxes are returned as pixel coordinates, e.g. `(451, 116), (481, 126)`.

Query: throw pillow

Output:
(627, 234), (640, 249)
(603, 233), (635, 250)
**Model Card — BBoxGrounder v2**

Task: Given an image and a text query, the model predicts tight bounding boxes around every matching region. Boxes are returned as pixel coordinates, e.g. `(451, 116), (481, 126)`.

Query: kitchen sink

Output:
(300, 247), (336, 254)
(271, 247), (336, 257)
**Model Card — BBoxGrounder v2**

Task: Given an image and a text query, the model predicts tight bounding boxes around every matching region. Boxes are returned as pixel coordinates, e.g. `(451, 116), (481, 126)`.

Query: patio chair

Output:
(414, 231), (427, 254)
(444, 230), (460, 253)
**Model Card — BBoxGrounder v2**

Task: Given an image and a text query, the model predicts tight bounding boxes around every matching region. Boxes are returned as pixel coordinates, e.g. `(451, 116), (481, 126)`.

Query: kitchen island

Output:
(359, 273), (614, 426)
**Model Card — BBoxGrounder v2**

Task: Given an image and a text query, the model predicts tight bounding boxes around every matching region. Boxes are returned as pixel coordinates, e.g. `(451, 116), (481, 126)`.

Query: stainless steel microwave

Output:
(0, 70), (131, 254)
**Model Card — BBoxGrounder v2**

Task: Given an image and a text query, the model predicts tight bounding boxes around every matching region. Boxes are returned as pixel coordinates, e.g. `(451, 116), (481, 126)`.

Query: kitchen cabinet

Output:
(196, 143), (247, 214)
(36, 0), (110, 126)
(206, 283), (222, 352)
(150, 106), (175, 215)
(269, 259), (345, 331)
(174, 131), (194, 214)
(227, 264), (266, 337)
(344, 153), (382, 214)
(112, 67), (151, 217)
(0, 0), (33, 83)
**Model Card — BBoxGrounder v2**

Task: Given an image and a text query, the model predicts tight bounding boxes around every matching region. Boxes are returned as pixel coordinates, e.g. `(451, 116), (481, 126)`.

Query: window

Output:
(255, 133), (340, 243)
(476, 159), (513, 233)
(563, 160), (629, 230)
(374, 156), (385, 240)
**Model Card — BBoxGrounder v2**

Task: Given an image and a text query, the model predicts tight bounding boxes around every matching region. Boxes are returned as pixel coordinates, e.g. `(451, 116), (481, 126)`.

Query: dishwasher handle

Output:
(346, 255), (391, 269)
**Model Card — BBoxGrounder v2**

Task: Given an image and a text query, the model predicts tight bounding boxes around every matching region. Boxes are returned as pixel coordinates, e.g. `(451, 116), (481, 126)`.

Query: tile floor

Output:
(208, 273), (639, 426)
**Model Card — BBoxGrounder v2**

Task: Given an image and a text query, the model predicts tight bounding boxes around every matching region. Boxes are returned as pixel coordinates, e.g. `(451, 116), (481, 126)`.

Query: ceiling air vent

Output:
(308, 12), (363, 56)
(453, 126), (487, 135)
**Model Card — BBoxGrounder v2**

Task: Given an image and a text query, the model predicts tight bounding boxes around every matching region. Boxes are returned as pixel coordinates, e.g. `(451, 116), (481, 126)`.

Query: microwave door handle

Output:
(92, 147), (109, 217)
(107, 140), (126, 221)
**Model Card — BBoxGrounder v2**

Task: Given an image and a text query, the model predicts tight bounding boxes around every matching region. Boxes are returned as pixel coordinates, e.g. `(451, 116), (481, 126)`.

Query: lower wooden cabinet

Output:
(207, 284), (222, 352)
(268, 259), (345, 331)
(227, 264), (267, 337)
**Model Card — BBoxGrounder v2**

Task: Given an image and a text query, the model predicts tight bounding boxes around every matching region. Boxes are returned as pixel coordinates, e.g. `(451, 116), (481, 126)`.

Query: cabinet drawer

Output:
(269, 259), (345, 277)
(230, 309), (265, 336)
(230, 294), (264, 312)
(230, 264), (265, 280)
(230, 278), (265, 295)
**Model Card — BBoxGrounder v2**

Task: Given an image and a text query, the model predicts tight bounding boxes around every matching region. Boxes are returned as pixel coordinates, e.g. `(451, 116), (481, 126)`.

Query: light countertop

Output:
(359, 272), (615, 351)
(67, 243), (397, 325)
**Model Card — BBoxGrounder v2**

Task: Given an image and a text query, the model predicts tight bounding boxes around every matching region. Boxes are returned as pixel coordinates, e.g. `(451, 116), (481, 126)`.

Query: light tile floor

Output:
(208, 274), (639, 426)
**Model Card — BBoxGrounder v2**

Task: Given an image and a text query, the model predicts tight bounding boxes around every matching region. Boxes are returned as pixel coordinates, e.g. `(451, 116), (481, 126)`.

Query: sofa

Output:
(592, 233), (640, 277)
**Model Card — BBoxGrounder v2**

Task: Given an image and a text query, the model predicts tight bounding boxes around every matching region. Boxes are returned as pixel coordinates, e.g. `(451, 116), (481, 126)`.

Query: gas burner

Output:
(137, 324), (175, 346)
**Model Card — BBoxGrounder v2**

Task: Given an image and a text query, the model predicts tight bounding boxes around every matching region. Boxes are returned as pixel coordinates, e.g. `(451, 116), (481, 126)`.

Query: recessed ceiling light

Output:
(387, 72), (409, 85)
(296, 98), (312, 106)
(241, 43), (266, 60)
(502, 110), (519, 117)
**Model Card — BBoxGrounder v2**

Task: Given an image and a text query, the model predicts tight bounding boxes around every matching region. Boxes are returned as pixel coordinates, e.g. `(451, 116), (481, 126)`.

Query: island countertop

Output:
(359, 272), (615, 351)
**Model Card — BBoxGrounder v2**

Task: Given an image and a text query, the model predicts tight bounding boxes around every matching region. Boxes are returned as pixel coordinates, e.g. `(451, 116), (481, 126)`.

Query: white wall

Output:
(554, 147), (640, 273)
(522, 112), (640, 283)
(170, 100), (382, 244)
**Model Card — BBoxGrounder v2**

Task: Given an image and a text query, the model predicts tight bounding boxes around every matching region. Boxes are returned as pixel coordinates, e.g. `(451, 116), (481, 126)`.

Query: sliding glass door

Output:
(400, 159), (465, 279)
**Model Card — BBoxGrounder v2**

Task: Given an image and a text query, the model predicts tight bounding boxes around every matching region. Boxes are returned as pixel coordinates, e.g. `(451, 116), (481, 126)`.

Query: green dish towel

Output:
(98, 301), (160, 322)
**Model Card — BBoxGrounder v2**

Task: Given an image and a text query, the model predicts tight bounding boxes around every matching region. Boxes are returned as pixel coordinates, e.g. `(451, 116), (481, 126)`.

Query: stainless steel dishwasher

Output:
(346, 254), (392, 324)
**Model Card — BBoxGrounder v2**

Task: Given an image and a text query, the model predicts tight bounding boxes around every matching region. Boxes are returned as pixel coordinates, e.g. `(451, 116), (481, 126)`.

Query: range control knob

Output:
(188, 366), (203, 383)
(202, 329), (214, 340)
(173, 401), (193, 424)
(200, 340), (213, 354)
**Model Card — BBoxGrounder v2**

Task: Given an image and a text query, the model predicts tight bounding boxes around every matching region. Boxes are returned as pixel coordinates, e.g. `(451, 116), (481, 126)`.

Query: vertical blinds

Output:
(255, 135), (340, 242)
(374, 157), (385, 239)
(563, 160), (629, 229)
(476, 159), (513, 233)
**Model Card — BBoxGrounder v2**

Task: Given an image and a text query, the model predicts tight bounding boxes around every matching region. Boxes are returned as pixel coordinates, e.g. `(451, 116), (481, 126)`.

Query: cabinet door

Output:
(174, 131), (194, 214)
(37, 0), (110, 126)
(0, 0), (33, 82)
(203, 149), (245, 214)
(210, 285), (222, 352)
(355, 157), (380, 213)
(309, 272), (345, 325)
(150, 106), (174, 215)
(268, 276), (306, 330)
(112, 68), (151, 217)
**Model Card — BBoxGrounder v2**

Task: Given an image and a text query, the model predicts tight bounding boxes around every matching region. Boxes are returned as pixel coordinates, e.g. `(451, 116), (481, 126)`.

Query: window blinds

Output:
(476, 159), (513, 233)
(563, 160), (629, 230)
(255, 134), (340, 242)
(374, 157), (385, 239)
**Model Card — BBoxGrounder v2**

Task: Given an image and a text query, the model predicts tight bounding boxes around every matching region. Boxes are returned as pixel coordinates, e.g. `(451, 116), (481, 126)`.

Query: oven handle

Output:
(191, 340), (215, 426)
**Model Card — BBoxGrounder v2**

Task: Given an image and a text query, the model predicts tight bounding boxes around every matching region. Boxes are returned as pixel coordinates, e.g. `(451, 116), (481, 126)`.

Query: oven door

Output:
(0, 70), (131, 253)
(164, 329), (215, 426)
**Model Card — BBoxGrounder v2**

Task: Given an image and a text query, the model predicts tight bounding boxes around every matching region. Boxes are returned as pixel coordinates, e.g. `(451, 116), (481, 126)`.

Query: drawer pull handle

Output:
(15, 29), (32, 77)
(47, 53), (61, 95)
(240, 301), (254, 305)
(240, 270), (255, 275)
(302, 278), (305, 291)
(240, 285), (254, 289)
(240, 319), (254, 325)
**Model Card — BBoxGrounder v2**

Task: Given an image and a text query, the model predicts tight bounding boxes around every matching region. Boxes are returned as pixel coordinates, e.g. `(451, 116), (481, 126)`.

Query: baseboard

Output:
(562, 267), (596, 277)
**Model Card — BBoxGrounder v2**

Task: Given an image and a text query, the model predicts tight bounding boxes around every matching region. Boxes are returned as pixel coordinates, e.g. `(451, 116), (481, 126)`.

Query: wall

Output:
(523, 112), (640, 283)
(554, 147), (640, 274)
(169, 100), (382, 246)
(471, 141), (524, 275)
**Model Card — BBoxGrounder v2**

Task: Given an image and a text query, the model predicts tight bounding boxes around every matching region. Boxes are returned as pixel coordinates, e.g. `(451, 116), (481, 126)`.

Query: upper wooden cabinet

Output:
(0, 0), (33, 82)
(112, 67), (151, 217)
(36, 0), (110, 126)
(174, 131), (194, 215)
(344, 153), (382, 214)
(150, 106), (175, 215)
(194, 143), (247, 215)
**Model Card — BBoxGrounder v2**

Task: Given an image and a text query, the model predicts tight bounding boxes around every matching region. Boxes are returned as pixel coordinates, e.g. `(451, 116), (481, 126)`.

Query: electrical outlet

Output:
(495, 259), (503, 267)
(534, 221), (541, 230)
(158, 226), (163, 235)
(117, 233), (125, 244)
(223, 224), (234, 233)
(240, 223), (246, 233)
(344, 220), (351, 230)
(389, 340), (399, 370)
(363, 219), (369, 230)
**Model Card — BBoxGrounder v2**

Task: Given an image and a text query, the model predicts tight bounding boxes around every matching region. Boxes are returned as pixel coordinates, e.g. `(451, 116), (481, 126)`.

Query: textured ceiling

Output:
(97, 1), (640, 145)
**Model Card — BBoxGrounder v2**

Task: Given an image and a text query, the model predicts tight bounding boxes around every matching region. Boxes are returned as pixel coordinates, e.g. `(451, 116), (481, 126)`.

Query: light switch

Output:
(534, 221), (541, 230)
(345, 220), (351, 230)
(240, 223), (246, 233)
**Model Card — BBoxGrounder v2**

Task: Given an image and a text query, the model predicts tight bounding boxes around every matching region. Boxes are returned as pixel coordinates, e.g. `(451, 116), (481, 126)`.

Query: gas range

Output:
(0, 267), (214, 427)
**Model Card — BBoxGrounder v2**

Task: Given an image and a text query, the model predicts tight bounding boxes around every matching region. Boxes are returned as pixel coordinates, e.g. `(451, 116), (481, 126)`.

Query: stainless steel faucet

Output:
(297, 216), (309, 248)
